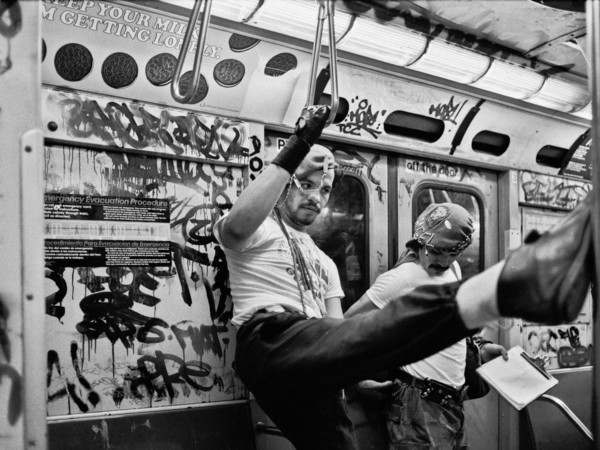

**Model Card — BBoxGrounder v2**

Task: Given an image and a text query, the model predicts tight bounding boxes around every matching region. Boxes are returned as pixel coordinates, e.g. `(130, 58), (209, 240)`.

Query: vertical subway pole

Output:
(0, 0), (45, 448)
(588, 0), (600, 444)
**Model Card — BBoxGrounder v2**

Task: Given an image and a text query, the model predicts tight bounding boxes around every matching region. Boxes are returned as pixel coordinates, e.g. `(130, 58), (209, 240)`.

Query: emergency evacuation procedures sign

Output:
(44, 194), (171, 266)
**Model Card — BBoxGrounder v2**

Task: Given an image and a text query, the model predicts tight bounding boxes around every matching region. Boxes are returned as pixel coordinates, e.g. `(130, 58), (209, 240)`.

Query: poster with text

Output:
(45, 194), (172, 267)
(45, 144), (247, 416)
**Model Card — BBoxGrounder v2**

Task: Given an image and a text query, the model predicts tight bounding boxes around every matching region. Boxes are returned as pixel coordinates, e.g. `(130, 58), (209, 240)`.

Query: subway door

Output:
(396, 156), (500, 450)
(311, 141), (390, 449)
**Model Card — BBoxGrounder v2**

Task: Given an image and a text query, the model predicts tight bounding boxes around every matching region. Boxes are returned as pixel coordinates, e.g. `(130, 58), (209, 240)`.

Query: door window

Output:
(308, 175), (368, 311)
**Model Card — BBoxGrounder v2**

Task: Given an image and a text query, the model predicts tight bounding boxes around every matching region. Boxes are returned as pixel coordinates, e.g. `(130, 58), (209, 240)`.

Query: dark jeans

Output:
(235, 282), (471, 450)
(387, 383), (466, 450)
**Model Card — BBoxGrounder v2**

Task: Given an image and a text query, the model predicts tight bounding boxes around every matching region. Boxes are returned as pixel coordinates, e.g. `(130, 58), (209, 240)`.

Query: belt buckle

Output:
(440, 394), (452, 407)
(420, 379), (455, 407)
(420, 384), (432, 400)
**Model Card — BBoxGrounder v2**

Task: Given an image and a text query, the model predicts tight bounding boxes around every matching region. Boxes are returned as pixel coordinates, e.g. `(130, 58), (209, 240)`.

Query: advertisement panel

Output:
(41, 0), (310, 120)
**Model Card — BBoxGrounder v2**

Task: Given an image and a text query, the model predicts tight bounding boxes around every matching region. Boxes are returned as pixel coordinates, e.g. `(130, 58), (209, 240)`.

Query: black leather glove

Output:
(271, 105), (331, 175)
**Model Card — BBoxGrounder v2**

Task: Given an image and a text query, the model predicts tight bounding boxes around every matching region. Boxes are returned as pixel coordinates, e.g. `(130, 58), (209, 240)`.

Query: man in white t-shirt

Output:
(346, 203), (507, 449)
(212, 105), (594, 450)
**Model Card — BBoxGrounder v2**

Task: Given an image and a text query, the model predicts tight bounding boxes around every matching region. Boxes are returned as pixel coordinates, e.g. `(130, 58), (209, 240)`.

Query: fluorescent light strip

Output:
(339, 18), (428, 67)
(571, 102), (592, 120)
(526, 77), (590, 112)
(470, 59), (546, 99)
(159, 0), (260, 23)
(160, 0), (590, 117)
(409, 39), (491, 84)
(211, 0), (260, 22)
(248, 0), (352, 42)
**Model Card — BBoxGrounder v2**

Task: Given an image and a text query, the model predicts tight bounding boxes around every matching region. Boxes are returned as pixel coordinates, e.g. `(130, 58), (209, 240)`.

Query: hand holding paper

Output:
(476, 346), (558, 410)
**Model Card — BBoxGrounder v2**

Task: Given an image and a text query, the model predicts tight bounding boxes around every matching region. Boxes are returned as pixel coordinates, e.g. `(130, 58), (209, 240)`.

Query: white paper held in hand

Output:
(476, 345), (558, 410)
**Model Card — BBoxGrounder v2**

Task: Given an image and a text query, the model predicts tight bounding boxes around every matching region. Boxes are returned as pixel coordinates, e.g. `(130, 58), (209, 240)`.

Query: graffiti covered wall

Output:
(43, 90), (265, 416)
(44, 88), (252, 162)
(519, 170), (591, 210)
(44, 143), (251, 416)
(519, 204), (594, 370)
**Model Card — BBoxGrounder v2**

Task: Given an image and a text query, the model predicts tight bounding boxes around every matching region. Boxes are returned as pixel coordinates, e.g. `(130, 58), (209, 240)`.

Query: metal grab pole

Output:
(306, 0), (339, 125)
(170, 0), (213, 103)
(537, 395), (593, 442)
(588, 0), (600, 443)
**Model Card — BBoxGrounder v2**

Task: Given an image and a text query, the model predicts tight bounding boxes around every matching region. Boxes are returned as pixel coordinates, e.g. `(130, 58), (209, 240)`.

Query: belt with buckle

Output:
(396, 370), (465, 407)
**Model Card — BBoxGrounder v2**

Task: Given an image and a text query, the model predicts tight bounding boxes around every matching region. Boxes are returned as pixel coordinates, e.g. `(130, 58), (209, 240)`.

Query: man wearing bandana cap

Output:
(213, 106), (594, 450)
(347, 203), (507, 449)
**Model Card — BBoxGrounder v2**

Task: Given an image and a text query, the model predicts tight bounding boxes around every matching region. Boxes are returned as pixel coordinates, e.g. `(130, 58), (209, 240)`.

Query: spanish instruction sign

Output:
(44, 194), (171, 266)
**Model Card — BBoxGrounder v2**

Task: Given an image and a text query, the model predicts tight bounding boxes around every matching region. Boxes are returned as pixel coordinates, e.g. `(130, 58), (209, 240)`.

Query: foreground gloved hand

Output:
(271, 105), (331, 175)
(497, 193), (594, 324)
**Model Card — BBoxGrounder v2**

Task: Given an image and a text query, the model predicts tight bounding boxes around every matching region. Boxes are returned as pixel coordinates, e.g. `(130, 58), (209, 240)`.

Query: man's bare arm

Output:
(344, 292), (378, 318)
(218, 105), (330, 249)
(218, 164), (290, 249)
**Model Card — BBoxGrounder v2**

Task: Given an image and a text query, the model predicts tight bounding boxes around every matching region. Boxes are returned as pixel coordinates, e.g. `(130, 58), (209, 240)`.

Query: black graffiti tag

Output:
(334, 149), (382, 186)
(1, 296), (23, 425)
(0, 0), (22, 75)
(337, 98), (384, 138)
(130, 351), (215, 403)
(46, 344), (101, 414)
(429, 96), (468, 125)
(55, 96), (248, 161)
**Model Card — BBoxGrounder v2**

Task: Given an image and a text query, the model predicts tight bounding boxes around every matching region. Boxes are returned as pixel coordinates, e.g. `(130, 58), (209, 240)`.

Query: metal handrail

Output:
(588, 0), (600, 442)
(170, 0), (213, 103)
(306, 0), (339, 125)
(534, 394), (593, 442)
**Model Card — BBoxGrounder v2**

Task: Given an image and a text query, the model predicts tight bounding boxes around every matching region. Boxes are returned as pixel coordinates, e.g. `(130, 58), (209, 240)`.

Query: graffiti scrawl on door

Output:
(44, 141), (258, 415)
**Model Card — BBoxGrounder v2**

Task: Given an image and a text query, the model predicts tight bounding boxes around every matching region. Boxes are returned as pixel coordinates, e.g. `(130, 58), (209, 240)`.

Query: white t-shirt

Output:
(366, 258), (466, 388)
(214, 215), (344, 327)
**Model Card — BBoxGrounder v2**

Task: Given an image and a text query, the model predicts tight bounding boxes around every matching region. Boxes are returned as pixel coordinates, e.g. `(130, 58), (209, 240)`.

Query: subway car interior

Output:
(1, 0), (600, 448)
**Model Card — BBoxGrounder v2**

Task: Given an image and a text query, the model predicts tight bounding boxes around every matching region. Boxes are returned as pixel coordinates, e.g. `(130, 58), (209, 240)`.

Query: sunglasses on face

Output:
(426, 248), (463, 257)
(290, 174), (332, 197)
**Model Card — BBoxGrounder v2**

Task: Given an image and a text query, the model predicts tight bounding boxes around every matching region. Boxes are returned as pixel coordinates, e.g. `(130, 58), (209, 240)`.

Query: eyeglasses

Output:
(290, 174), (332, 197)
(425, 248), (463, 257)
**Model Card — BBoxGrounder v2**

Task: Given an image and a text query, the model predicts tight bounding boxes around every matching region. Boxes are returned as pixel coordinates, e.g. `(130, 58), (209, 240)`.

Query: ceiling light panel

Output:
(470, 59), (546, 99)
(571, 102), (592, 120)
(211, 0), (261, 22)
(526, 77), (590, 113)
(247, 0), (352, 42)
(338, 18), (428, 67)
(408, 39), (491, 84)
(158, 0), (260, 23)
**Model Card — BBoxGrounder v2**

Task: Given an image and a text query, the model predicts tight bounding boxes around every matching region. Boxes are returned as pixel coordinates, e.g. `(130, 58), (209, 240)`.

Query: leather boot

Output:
(497, 193), (595, 324)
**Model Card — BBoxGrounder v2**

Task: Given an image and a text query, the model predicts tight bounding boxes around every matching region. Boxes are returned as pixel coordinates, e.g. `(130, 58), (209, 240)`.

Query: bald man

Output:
(214, 106), (594, 450)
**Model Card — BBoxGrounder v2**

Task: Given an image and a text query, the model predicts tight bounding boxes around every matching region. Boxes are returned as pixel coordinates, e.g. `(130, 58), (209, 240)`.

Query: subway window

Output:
(308, 174), (368, 311)
(412, 186), (484, 278)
